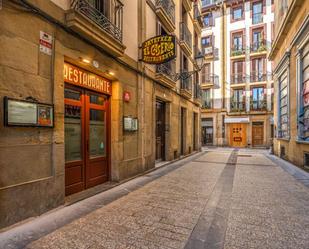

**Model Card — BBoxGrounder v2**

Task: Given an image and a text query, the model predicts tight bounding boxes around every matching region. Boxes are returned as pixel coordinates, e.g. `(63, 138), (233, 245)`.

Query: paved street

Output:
(1, 148), (309, 249)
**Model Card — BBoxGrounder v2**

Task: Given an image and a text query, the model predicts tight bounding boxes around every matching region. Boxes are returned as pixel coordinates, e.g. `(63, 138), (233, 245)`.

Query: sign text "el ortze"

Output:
(141, 35), (176, 64)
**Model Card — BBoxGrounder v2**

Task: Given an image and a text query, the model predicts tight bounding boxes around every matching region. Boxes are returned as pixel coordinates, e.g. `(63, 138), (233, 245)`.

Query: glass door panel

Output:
(89, 109), (106, 158)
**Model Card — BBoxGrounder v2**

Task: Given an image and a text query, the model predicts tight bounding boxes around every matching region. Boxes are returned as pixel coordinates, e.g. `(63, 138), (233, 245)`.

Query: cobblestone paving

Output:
(25, 149), (309, 249)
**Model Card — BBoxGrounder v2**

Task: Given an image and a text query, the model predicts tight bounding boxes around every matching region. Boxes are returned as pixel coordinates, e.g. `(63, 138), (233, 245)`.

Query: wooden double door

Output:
(229, 123), (247, 147)
(64, 85), (110, 196)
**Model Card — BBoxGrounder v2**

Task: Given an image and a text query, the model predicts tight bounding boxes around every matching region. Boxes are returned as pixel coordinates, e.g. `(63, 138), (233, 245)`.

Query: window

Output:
(202, 63), (211, 83)
(231, 89), (245, 111)
(252, 1), (263, 24)
(251, 28), (265, 52)
(231, 60), (245, 84)
(298, 42), (309, 140)
(203, 13), (213, 27)
(251, 57), (265, 82)
(202, 89), (212, 109)
(232, 33), (243, 51)
(251, 87), (266, 110)
(232, 7), (243, 21)
(278, 72), (289, 138)
(202, 36), (212, 47)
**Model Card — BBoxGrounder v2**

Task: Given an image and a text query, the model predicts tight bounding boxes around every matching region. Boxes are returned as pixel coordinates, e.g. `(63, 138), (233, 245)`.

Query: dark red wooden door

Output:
(65, 85), (109, 196)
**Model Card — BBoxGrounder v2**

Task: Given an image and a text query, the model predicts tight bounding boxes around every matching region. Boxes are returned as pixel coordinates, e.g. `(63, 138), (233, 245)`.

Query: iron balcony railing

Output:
(194, 84), (202, 99)
(252, 13), (263, 25)
(231, 73), (247, 84)
(181, 73), (192, 92)
(202, 100), (213, 109)
(250, 40), (267, 53)
(180, 22), (192, 50)
(250, 99), (267, 111)
(230, 100), (246, 112)
(250, 72), (273, 82)
(156, 60), (176, 80)
(156, 0), (175, 24)
(71, 0), (123, 42)
(202, 74), (219, 86)
(194, 4), (204, 26)
(202, 0), (223, 8)
(231, 45), (246, 57)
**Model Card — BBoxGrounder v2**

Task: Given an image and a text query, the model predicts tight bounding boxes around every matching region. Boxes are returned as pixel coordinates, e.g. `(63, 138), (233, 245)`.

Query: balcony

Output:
(202, 0), (223, 9)
(230, 73), (247, 85)
(66, 0), (125, 57)
(201, 74), (219, 87)
(230, 101), (246, 113)
(180, 74), (192, 99)
(193, 5), (203, 33)
(250, 99), (267, 112)
(250, 40), (267, 55)
(193, 84), (202, 106)
(250, 72), (273, 83)
(252, 13), (263, 25)
(180, 22), (192, 56)
(183, 0), (192, 12)
(230, 46), (246, 58)
(202, 100), (213, 109)
(155, 0), (176, 33)
(155, 60), (176, 89)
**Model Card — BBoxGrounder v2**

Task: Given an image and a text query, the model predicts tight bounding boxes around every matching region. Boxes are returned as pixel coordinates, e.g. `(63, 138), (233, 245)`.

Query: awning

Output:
(224, 117), (250, 124)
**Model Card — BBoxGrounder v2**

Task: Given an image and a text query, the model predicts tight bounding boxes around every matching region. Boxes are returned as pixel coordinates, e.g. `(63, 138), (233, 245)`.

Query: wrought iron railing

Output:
(180, 22), (192, 50)
(156, 0), (175, 24)
(201, 74), (219, 86)
(181, 73), (192, 92)
(202, 99), (213, 109)
(250, 40), (267, 53)
(230, 101), (246, 112)
(230, 46), (246, 57)
(156, 60), (176, 80)
(71, 0), (123, 42)
(202, 0), (223, 8)
(250, 99), (267, 111)
(252, 13), (263, 24)
(231, 73), (247, 84)
(250, 72), (273, 82)
(194, 84), (202, 99)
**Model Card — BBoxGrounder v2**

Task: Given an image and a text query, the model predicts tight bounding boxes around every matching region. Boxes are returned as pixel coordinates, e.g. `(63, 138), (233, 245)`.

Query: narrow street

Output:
(1, 148), (309, 249)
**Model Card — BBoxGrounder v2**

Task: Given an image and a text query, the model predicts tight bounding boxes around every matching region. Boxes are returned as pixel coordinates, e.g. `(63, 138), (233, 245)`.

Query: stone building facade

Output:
(200, 0), (274, 148)
(0, 0), (202, 229)
(269, 0), (309, 168)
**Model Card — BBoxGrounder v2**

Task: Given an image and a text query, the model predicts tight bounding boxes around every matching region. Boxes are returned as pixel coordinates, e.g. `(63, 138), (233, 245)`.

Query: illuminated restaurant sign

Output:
(64, 63), (112, 95)
(141, 35), (176, 64)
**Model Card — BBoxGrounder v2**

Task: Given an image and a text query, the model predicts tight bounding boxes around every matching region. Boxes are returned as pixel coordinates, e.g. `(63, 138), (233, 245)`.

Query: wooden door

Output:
(156, 101), (165, 161)
(252, 123), (264, 146)
(65, 86), (109, 196)
(230, 123), (247, 147)
(85, 91), (109, 188)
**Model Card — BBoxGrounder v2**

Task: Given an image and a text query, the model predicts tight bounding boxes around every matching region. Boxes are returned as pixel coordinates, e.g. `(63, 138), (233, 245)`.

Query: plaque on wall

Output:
(4, 97), (54, 127)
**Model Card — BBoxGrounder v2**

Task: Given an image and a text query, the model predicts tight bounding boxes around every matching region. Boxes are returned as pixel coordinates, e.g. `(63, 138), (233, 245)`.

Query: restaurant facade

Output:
(0, 0), (203, 229)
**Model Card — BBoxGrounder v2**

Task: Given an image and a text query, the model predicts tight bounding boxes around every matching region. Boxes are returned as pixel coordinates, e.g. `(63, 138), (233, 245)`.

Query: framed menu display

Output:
(4, 97), (54, 127)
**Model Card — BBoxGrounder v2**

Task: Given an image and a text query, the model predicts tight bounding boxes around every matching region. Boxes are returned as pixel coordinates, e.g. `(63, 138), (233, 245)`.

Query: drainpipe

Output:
(221, 2), (226, 110)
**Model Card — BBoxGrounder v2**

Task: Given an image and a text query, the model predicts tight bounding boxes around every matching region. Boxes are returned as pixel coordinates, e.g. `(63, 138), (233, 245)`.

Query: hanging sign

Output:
(64, 63), (112, 95)
(141, 35), (176, 64)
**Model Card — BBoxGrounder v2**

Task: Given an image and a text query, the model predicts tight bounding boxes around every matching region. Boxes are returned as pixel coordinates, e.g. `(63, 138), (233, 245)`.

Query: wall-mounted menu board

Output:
(4, 97), (54, 127)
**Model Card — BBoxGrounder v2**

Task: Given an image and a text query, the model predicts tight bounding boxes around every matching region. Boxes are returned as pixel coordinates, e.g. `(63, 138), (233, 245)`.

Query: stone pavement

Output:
(1, 148), (309, 249)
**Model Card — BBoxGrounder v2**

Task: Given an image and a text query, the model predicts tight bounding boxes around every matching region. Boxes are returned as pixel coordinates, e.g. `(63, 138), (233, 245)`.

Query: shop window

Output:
(278, 71), (289, 138)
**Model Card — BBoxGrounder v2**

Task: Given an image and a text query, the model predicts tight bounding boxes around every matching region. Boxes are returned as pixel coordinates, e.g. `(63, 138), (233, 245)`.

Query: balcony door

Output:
(252, 57), (265, 81)
(65, 85), (109, 196)
(233, 33), (243, 51)
(88, 0), (109, 16)
(232, 60), (244, 83)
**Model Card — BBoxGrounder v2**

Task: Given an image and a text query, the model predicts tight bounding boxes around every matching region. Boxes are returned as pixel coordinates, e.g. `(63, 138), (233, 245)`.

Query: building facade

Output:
(0, 0), (203, 229)
(270, 0), (309, 168)
(200, 0), (274, 147)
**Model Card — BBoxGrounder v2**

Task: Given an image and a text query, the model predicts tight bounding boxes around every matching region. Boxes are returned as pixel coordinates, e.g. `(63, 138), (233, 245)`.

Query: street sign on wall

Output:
(141, 35), (176, 64)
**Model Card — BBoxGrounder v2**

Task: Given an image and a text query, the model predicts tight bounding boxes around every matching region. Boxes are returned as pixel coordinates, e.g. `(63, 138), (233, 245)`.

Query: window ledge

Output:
(276, 137), (290, 142)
